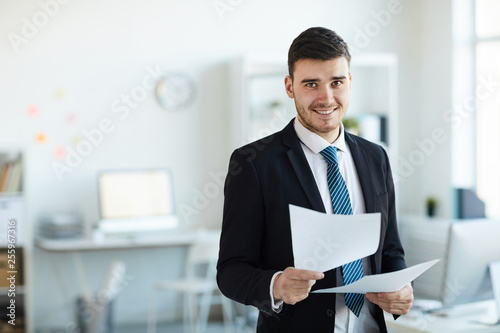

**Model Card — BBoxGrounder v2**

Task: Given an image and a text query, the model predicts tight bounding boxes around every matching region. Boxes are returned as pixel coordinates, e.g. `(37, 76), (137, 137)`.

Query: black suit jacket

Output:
(217, 119), (406, 332)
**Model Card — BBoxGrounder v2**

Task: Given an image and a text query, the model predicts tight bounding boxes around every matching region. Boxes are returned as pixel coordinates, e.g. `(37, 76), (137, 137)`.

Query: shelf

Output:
(0, 192), (23, 197)
(0, 286), (25, 295)
(0, 150), (28, 332)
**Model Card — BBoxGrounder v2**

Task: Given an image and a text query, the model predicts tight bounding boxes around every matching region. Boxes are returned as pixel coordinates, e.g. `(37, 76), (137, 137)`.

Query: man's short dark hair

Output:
(288, 27), (351, 78)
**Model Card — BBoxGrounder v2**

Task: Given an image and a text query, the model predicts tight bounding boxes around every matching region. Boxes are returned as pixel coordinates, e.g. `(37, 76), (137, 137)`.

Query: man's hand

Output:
(366, 284), (414, 315)
(273, 267), (324, 305)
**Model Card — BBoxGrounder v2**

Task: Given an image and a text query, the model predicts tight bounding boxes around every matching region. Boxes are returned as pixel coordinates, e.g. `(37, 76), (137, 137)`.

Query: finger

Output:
(376, 301), (413, 315)
(382, 306), (411, 315)
(286, 278), (316, 289)
(368, 284), (413, 301)
(366, 288), (413, 315)
(368, 291), (397, 301)
(276, 271), (317, 293)
(369, 297), (410, 308)
(368, 295), (412, 308)
(367, 293), (411, 305)
(289, 269), (324, 281)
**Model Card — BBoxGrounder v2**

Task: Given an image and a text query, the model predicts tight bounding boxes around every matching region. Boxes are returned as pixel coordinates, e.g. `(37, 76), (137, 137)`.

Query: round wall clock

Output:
(156, 73), (196, 111)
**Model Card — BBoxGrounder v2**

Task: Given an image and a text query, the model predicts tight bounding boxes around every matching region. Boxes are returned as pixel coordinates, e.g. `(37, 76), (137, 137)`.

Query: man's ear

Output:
(285, 75), (294, 98)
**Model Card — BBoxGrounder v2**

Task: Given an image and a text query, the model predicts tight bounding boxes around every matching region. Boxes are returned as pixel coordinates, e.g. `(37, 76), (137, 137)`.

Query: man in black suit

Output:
(217, 27), (413, 332)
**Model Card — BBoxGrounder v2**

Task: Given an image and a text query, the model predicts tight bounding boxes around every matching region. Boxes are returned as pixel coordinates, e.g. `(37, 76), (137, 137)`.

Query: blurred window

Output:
(475, 0), (500, 217)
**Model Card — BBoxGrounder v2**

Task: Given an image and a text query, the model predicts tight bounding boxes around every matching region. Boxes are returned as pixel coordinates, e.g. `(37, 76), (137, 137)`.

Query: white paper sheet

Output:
(289, 204), (381, 273)
(313, 259), (440, 294)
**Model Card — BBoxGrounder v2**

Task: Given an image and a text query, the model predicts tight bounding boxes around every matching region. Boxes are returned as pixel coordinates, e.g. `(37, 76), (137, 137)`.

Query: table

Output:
(34, 228), (223, 331)
(35, 228), (221, 252)
(385, 300), (500, 333)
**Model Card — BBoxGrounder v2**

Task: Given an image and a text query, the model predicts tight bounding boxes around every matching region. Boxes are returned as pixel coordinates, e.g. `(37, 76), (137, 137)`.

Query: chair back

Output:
(185, 238), (220, 280)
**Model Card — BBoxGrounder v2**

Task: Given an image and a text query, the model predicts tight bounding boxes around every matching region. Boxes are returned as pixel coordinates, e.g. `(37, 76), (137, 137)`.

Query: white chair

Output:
(148, 238), (235, 333)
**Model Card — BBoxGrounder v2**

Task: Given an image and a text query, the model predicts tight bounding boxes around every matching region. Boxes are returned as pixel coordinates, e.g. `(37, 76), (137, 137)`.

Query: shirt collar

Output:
(293, 117), (347, 154)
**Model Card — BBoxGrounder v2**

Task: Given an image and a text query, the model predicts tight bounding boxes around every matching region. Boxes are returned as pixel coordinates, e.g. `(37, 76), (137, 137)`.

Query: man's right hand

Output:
(273, 267), (324, 305)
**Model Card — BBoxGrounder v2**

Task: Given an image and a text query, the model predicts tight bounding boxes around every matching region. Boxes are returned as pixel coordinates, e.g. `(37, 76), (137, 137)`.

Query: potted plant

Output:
(426, 197), (437, 217)
(342, 117), (360, 135)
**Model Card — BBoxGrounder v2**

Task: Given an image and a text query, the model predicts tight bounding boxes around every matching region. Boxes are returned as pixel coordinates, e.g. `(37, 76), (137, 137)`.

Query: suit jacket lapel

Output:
(282, 120), (326, 213)
(345, 132), (376, 214)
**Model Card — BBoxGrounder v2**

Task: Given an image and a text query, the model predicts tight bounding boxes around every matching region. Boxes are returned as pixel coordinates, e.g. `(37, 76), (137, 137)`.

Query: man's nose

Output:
(316, 85), (334, 104)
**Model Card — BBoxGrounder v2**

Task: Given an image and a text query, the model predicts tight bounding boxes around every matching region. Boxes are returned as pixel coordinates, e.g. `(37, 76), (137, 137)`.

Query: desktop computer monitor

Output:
(97, 168), (178, 233)
(442, 220), (500, 307)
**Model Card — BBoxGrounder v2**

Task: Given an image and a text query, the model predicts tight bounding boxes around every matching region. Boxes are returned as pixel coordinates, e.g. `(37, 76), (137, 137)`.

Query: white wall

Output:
(397, 0), (454, 217)
(0, 0), (455, 329)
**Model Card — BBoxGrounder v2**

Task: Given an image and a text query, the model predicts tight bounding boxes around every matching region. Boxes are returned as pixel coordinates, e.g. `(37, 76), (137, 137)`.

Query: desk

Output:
(385, 300), (500, 333)
(34, 228), (223, 330)
(35, 228), (221, 252)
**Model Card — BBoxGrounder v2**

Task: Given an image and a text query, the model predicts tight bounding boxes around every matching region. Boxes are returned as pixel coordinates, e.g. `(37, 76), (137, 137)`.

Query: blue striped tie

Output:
(320, 146), (364, 317)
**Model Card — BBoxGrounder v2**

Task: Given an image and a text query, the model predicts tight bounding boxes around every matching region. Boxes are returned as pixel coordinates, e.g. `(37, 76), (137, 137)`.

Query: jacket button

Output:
(326, 309), (334, 318)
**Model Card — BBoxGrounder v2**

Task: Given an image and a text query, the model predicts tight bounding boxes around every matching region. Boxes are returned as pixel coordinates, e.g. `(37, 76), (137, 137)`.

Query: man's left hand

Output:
(366, 284), (414, 315)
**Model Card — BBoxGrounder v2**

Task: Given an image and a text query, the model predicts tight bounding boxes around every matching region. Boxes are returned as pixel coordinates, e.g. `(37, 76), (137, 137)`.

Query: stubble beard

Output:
(295, 101), (340, 136)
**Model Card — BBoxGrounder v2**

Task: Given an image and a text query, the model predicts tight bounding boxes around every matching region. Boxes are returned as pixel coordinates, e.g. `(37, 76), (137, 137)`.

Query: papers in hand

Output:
(289, 205), (440, 294)
(289, 204), (381, 273)
(313, 259), (440, 294)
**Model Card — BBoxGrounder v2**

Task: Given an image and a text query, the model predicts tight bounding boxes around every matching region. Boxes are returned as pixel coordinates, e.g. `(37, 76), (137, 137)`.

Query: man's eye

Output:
(306, 82), (317, 88)
(332, 81), (342, 86)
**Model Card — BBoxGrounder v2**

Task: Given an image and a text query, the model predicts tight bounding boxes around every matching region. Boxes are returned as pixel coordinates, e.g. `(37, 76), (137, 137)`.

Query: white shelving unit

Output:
(348, 53), (399, 168)
(0, 150), (29, 333)
(228, 53), (292, 150)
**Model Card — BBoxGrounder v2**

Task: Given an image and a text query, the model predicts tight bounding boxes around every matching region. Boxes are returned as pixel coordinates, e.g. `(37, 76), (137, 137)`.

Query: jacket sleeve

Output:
(216, 148), (279, 315)
(380, 147), (407, 274)
(377, 147), (409, 321)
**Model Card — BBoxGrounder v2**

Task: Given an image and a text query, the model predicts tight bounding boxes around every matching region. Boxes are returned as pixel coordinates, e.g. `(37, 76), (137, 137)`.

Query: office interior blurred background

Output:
(1, 0), (500, 332)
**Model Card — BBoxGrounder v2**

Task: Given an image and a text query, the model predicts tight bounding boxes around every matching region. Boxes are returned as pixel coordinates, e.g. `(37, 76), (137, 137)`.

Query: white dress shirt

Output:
(269, 118), (380, 333)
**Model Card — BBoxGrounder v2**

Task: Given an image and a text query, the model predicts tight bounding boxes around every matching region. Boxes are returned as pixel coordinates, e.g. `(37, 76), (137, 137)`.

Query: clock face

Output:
(156, 73), (195, 111)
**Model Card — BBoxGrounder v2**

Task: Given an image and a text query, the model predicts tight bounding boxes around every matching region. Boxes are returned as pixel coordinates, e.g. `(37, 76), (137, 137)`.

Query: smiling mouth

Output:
(312, 106), (338, 115)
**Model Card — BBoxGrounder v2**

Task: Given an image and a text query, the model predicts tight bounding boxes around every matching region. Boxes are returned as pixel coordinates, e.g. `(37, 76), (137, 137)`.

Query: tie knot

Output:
(320, 146), (339, 165)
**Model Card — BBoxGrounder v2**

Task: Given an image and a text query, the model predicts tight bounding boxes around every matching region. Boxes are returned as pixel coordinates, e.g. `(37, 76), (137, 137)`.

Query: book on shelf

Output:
(0, 154), (23, 193)
(0, 162), (10, 191)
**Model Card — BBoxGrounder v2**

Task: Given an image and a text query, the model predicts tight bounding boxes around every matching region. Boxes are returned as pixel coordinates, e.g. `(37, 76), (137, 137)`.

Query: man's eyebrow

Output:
(300, 76), (347, 84)
(300, 78), (319, 84)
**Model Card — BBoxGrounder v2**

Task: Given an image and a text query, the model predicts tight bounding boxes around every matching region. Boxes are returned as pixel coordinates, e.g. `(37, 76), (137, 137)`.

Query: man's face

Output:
(285, 57), (351, 143)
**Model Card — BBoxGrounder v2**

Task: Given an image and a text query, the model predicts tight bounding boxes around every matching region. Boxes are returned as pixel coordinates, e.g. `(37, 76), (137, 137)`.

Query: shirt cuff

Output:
(270, 271), (284, 313)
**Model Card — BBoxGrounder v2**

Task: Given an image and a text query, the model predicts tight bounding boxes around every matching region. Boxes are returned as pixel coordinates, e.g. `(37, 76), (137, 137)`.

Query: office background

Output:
(0, 0), (498, 331)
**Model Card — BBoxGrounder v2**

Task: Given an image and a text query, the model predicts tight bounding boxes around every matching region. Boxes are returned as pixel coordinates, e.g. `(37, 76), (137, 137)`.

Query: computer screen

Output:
(97, 169), (178, 233)
(442, 220), (500, 307)
(98, 169), (174, 219)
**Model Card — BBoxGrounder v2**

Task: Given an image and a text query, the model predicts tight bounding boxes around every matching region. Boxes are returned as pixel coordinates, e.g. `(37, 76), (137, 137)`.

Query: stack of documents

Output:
(38, 212), (84, 239)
